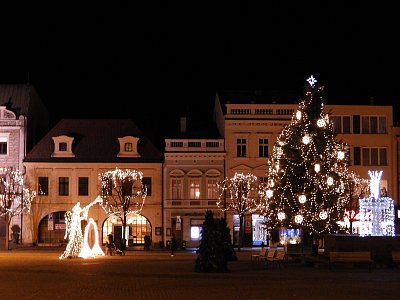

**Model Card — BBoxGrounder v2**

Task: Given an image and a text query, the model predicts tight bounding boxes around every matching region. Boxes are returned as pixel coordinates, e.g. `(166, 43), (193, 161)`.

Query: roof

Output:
(24, 119), (163, 163)
(0, 84), (35, 116)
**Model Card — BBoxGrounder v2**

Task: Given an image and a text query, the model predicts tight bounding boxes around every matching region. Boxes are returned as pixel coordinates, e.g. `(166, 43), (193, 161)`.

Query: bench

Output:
(251, 247), (267, 262)
(329, 251), (373, 271)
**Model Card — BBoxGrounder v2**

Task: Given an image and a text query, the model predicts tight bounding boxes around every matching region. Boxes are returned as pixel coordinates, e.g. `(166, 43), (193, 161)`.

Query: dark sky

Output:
(1, 2), (399, 135)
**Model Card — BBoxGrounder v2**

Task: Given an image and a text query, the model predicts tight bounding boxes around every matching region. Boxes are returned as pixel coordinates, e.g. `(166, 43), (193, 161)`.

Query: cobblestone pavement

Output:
(0, 248), (399, 300)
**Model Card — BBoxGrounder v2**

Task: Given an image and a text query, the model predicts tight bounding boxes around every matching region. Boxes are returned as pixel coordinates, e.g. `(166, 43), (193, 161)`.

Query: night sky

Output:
(1, 2), (399, 138)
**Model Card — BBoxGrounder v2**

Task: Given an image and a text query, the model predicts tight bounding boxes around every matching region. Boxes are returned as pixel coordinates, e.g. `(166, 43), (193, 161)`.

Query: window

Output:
(78, 177), (89, 196)
(124, 142), (133, 152)
(59, 142), (67, 151)
(38, 177), (49, 195)
(258, 138), (269, 157)
(190, 219), (204, 241)
(189, 179), (201, 199)
(237, 138), (247, 157)
(332, 116), (350, 134)
(122, 180), (133, 196)
(361, 116), (387, 134)
(102, 178), (112, 196)
(58, 177), (69, 196)
(361, 147), (387, 166)
(353, 147), (361, 166)
(258, 176), (268, 187)
(142, 177), (152, 196)
(207, 179), (218, 199)
(0, 142), (7, 155)
(171, 178), (183, 200)
(353, 115), (360, 134)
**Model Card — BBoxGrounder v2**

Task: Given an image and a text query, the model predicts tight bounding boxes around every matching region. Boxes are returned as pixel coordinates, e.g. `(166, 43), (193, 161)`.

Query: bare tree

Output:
(99, 167), (147, 250)
(217, 172), (262, 251)
(346, 172), (370, 234)
(0, 168), (36, 250)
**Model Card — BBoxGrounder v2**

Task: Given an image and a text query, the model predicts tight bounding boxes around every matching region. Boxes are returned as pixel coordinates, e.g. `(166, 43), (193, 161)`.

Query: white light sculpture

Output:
(359, 170), (395, 236)
(59, 197), (102, 259)
(79, 218), (105, 258)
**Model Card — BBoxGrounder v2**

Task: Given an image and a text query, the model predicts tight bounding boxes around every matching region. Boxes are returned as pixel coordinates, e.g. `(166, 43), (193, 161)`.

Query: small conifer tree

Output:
(194, 210), (236, 272)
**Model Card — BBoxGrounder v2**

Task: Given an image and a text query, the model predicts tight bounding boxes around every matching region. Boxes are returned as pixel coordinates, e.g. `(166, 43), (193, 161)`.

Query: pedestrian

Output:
(105, 234), (110, 255)
(170, 234), (177, 256)
(108, 233), (114, 256)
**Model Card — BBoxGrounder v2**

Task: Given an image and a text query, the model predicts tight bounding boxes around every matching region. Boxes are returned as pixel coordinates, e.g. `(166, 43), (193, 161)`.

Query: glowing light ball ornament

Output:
(298, 194), (307, 204)
(295, 214), (304, 224)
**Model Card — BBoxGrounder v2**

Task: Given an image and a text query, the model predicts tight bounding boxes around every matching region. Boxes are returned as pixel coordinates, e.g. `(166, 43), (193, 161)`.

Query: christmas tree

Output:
(263, 76), (353, 239)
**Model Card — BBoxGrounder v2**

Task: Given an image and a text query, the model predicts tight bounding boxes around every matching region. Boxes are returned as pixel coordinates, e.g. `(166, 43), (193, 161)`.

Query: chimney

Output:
(180, 117), (187, 134)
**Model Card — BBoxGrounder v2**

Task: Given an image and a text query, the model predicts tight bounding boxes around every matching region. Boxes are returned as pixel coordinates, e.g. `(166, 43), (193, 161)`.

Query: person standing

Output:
(170, 234), (177, 256)
(108, 233), (114, 256)
(105, 234), (110, 256)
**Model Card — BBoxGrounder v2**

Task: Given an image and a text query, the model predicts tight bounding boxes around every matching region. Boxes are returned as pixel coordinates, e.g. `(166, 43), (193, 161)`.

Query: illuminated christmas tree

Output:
(263, 76), (353, 239)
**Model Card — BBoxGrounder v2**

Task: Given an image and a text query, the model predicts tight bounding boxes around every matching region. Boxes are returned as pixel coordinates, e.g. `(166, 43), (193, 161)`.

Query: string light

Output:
(261, 75), (356, 236)
(359, 171), (395, 236)
(0, 168), (36, 218)
(59, 197), (102, 259)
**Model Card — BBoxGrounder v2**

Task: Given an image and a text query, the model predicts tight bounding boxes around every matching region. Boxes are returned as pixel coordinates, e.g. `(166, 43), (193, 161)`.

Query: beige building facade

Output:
(22, 119), (163, 249)
(163, 137), (225, 248)
(216, 96), (398, 246)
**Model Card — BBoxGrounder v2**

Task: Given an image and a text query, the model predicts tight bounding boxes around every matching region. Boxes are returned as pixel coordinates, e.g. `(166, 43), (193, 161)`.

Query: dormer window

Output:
(118, 136), (140, 157)
(52, 135), (75, 158)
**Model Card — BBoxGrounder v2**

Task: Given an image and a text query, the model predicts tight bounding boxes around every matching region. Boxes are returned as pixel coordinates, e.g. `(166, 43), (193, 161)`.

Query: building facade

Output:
(22, 119), (163, 249)
(0, 84), (48, 245)
(163, 122), (225, 248)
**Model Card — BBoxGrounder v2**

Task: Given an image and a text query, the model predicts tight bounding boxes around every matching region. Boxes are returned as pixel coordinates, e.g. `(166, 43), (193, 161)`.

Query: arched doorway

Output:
(38, 211), (69, 244)
(102, 213), (151, 248)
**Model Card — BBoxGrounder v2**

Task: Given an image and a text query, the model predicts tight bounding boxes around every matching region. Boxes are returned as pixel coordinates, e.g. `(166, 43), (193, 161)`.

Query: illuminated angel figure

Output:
(59, 197), (101, 259)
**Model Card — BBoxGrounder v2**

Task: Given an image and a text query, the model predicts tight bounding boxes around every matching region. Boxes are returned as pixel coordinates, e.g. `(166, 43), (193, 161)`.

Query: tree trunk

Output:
(5, 215), (10, 251)
(238, 215), (244, 252)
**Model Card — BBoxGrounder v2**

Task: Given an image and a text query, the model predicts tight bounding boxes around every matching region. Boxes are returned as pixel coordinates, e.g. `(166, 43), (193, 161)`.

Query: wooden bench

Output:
(251, 247), (267, 262)
(329, 251), (373, 271)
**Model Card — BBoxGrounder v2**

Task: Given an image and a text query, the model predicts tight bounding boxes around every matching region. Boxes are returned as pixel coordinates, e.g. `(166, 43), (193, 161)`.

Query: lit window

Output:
(189, 179), (201, 199)
(207, 179), (218, 199)
(124, 142), (133, 152)
(191, 226), (201, 240)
